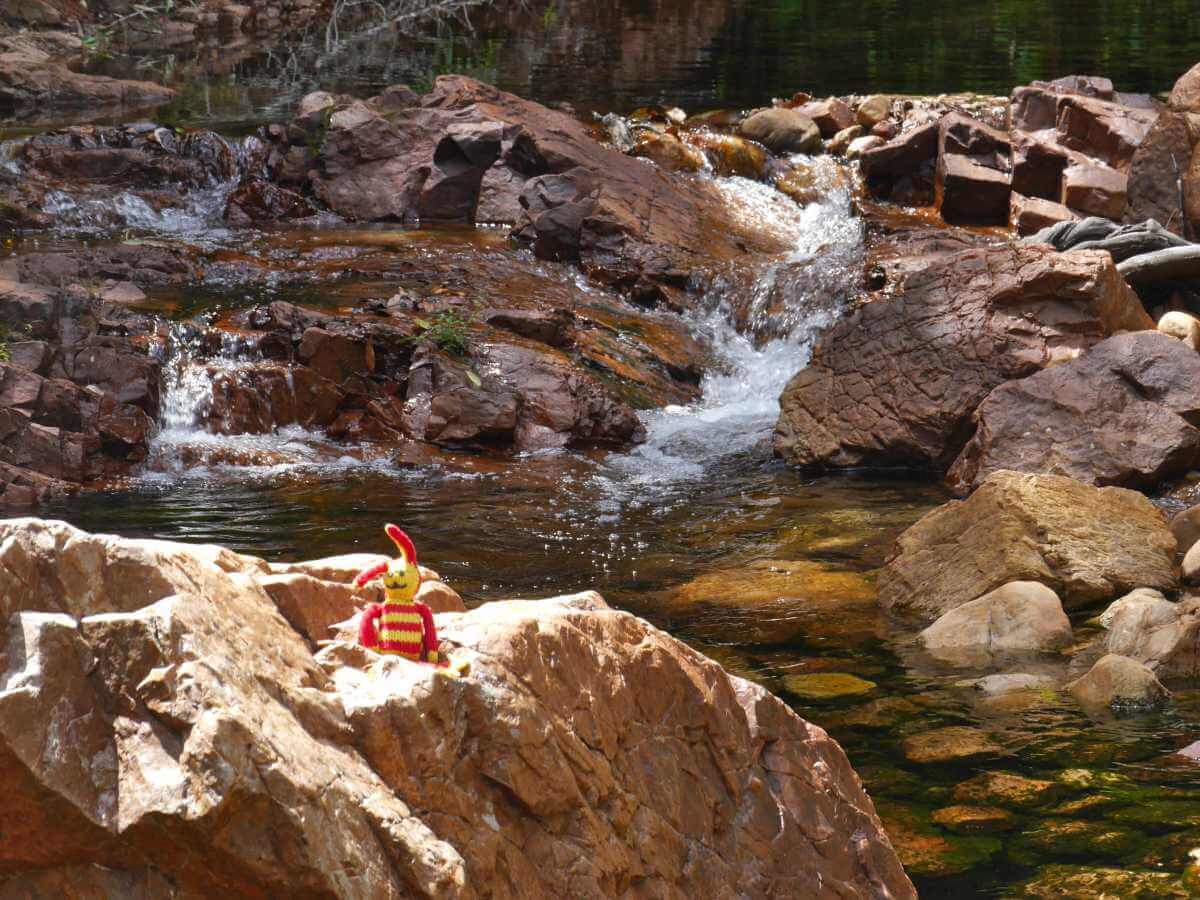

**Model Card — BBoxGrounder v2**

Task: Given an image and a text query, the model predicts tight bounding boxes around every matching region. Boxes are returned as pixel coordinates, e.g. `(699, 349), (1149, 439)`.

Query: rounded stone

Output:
(1158, 311), (1200, 351)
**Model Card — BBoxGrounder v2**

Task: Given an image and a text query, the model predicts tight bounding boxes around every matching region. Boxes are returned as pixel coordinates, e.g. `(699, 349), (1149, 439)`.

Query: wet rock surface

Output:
(0, 518), (916, 899)
(260, 76), (790, 303)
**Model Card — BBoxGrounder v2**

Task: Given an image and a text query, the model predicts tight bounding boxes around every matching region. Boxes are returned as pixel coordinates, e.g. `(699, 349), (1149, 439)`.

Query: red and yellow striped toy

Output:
(354, 524), (445, 666)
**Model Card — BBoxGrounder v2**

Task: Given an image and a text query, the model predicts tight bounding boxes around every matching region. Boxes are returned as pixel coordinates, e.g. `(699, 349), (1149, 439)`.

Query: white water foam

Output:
(595, 158), (863, 498)
(148, 324), (362, 479)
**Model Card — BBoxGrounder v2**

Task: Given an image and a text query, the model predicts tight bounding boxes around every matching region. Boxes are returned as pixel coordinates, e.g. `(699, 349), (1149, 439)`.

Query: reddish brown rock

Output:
(1062, 163), (1127, 219)
(1012, 194), (1077, 235)
(1012, 131), (1073, 200)
(773, 246), (1152, 471)
(939, 112), (1010, 170)
(280, 77), (787, 303)
(480, 341), (646, 449)
(937, 153), (1011, 225)
(1011, 85), (1063, 133)
(0, 518), (916, 899)
(1056, 94), (1156, 170)
(682, 131), (770, 179)
(629, 131), (706, 173)
(1123, 111), (1194, 234)
(483, 308), (574, 347)
(860, 122), (939, 196)
(0, 35), (175, 112)
(796, 99), (857, 138)
(403, 346), (519, 445)
(948, 331), (1200, 493)
(878, 470), (1177, 621)
(206, 363), (343, 435)
(297, 327), (375, 384)
(1188, 143), (1200, 238)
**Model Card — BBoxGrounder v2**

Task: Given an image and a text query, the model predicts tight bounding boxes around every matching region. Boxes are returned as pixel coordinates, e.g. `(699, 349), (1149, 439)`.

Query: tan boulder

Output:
(739, 107), (822, 154)
(1170, 505), (1200, 556)
(1104, 591), (1200, 677)
(878, 471), (1177, 622)
(1170, 61), (1200, 112)
(1066, 654), (1170, 710)
(918, 581), (1073, 666)
(0, 519), (915, 899)
(1159, 311), (1200, 350)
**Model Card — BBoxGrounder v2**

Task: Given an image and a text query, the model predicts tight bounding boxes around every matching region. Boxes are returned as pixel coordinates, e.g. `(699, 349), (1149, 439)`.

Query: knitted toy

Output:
(354, 524), (446, 666)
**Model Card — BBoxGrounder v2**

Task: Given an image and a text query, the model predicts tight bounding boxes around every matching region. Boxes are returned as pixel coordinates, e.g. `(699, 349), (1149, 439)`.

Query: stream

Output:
(14, 1), (1200, 896)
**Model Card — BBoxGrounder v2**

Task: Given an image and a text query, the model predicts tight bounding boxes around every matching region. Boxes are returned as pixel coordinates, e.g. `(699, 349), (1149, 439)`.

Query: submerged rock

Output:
(878, 471), (1177, 622)
(1012, 865), (1189, 899)
(773, 246), (1150, 473)
(901, 726), (1004, 765)
(782, 672), (877, 701)
(929, 805), (1015, 835)
(952, 771), (1064, 810)
(0, 518), (915, 899)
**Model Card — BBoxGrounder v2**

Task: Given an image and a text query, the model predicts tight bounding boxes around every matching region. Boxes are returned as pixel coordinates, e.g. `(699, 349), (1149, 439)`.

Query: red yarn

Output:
(385, 523), (418, 567)
(358, 603), (383, 649)
(353, 561), (389, 589)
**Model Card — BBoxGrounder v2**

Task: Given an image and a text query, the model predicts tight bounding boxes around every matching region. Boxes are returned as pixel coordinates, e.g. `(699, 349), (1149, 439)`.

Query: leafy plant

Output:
(413, 309), (473, 357)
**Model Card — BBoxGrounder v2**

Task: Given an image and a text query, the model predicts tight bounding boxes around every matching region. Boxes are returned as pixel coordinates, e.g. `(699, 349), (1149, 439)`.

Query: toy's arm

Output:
(358, 603), (384, 650)
(354, 561), (389, 589)
(415, 603), (441, 665)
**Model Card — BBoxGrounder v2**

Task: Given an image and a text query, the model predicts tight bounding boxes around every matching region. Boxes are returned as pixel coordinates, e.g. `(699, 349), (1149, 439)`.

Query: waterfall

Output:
(148, 324), (323, 477)
(594, 156), (863, 496)
(29, 133), (262, 239)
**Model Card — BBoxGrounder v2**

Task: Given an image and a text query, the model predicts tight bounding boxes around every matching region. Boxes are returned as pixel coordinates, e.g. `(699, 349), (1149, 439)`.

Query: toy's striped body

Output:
(359, 596), (440, 664)
(355, 523), (444, 666)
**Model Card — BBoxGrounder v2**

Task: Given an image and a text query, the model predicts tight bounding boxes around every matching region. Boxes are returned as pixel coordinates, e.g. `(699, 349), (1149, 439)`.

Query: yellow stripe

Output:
(382, 613), (422, 625)
(381, 627), (419, 639)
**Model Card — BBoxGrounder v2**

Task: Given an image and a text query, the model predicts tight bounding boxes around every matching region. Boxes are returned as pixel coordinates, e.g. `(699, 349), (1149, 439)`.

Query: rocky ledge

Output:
(0, 517), (913, 899)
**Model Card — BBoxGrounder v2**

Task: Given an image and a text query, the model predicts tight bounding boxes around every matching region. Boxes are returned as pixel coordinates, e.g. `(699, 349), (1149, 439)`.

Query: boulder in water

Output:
(918, 581), (1074, 666)
(738, 106), (822, 153)
(947, 331), (1200, 493)
(1066, 654), (1170, 710)
(878, 470), (1177, 622)
(773, 245), (1151, 472)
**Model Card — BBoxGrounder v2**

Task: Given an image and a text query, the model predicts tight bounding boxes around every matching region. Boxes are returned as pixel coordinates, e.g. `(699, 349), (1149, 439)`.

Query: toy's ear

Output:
(353, 561), (388, 588)
(384, 524), (418, 567)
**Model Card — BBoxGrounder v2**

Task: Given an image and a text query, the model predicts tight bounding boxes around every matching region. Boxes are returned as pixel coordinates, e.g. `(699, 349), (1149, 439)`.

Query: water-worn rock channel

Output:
(7, 2), (1200, 897)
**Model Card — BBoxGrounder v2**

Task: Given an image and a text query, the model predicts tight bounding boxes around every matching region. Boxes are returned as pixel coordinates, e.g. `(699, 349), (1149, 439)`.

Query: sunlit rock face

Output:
(0, 517), (915, 899)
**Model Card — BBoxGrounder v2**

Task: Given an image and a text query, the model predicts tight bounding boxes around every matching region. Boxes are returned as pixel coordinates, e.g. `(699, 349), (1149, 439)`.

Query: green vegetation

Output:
(414, 309), (474, 357)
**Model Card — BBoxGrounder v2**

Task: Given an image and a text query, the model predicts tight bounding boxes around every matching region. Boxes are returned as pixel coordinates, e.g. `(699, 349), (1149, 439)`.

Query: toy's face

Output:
(381, 559), (418, 602)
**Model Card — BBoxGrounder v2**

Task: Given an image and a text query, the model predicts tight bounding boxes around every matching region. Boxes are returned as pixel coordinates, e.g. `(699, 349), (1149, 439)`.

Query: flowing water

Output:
(18, 2), (1200, 895)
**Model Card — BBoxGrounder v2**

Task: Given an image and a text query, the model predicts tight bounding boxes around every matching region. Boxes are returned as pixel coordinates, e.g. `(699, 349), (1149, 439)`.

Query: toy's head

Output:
(354, 524), (422, 602)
